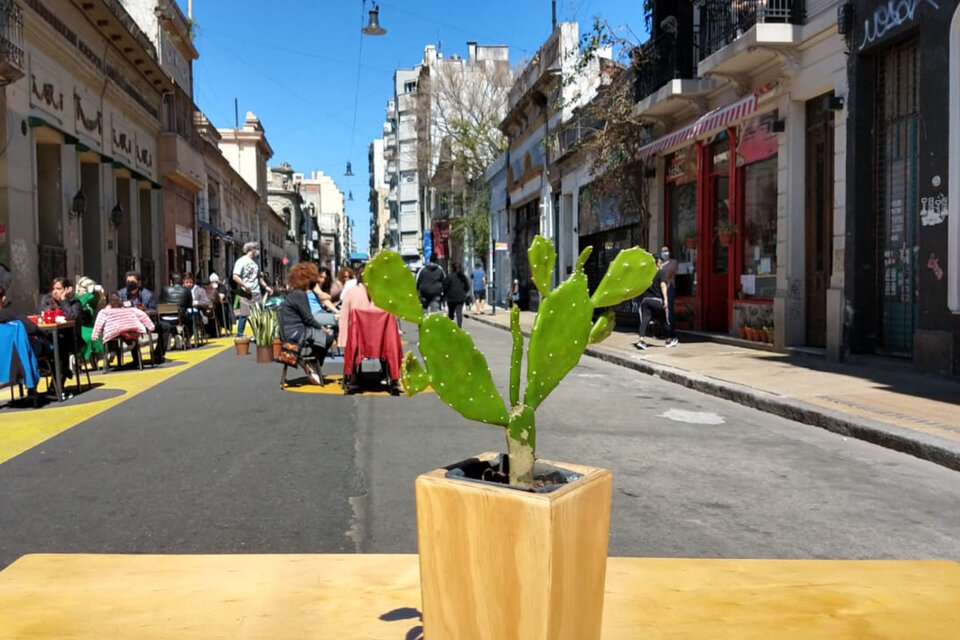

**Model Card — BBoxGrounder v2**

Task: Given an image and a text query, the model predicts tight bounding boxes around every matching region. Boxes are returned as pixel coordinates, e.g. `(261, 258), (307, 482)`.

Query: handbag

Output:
(278, 341), (300, 366)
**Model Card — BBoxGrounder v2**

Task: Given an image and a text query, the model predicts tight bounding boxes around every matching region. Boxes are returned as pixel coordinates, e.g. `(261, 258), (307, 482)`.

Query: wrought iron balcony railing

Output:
(0, 0), (24, 86)
(632, 28), (697, 103)
(696, 0), (805, 61)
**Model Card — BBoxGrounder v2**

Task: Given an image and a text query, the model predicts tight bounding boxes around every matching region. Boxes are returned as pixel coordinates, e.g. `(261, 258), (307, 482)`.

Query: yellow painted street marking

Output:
(0, 339), (233, 465)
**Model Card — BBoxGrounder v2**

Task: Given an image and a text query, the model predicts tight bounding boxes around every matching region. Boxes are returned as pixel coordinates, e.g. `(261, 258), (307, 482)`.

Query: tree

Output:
(561, 13), (655, 248)
(417, 54), (512, 265)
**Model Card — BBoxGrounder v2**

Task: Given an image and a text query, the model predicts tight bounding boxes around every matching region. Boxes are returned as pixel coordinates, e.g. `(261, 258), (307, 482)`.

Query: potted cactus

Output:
(365, 235), (656, 640)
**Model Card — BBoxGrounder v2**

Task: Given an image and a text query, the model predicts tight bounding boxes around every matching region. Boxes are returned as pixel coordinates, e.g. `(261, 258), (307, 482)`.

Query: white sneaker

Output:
(665, 337), (679, 348)
(634, 341), (648, 350)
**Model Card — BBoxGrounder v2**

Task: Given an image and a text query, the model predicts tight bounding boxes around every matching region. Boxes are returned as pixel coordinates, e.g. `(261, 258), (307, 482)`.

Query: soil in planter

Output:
(445, 454), (582, 493)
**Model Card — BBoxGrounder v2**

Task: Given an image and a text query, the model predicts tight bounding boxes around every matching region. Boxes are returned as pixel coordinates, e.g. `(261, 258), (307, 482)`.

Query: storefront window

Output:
(666, 147), (698, 297)
(741, 156), (777, 297)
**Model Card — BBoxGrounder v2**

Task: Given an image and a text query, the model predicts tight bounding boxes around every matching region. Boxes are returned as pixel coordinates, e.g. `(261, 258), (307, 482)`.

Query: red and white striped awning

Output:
(639, 92), (760, 159)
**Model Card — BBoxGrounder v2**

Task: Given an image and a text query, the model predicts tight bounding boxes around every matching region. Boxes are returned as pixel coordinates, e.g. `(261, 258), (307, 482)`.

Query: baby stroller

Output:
(342, 308), (402, 395)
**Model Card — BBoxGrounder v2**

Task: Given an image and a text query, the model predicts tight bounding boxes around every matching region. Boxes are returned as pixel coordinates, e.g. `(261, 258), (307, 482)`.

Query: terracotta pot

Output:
(256, 345), (274, 363)
(739, 326), (747, 339)
(765, 329), (775, 344)
(417, 452), (611, 640)
(272, 338), (282, 359)
(234, 337), (250, 355)
(718, 231), (735, 247)
(685, 237), (697, 250)
(746, 328), (758, 341)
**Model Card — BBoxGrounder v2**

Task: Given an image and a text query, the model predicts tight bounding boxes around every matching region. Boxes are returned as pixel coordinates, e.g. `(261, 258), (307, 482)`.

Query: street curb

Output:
(467, 313), (960, 473)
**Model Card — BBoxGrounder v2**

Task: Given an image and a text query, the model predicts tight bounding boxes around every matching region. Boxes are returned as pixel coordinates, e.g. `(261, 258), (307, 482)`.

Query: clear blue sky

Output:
(191, 1), (648, 254)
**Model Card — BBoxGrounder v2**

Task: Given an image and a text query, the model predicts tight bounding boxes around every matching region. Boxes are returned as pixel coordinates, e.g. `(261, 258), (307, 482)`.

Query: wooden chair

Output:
(156, 303), (188, 350)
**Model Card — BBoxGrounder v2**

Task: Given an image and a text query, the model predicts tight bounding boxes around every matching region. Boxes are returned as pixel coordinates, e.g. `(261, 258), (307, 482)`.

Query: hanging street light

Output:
(345, 161), (354, 176)
(361, 3), (386, 36)
(348, 191), (354, 202)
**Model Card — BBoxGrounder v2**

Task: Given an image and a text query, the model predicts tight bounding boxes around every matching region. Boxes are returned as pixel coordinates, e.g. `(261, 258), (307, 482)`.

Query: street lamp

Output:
(361, 3), (386, 35)
(70, 189), (86, 219)
(109, 203), (123, 228)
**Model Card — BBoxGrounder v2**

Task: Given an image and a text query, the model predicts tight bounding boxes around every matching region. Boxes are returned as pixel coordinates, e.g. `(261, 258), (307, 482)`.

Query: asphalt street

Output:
(1, 319), (959, 570)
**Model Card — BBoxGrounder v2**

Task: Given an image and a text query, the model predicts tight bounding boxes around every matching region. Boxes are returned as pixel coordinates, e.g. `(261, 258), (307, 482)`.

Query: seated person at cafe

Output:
(280, 262), (334, 386)
(39, 277), (82, 320)
(75, 276), (105, 362)
(182, 274), (210, 340)
(118, 271), (170, 365)
(207, 273), (232, 336)
(91, 293), (156, 365)
(0, 283), (38, 335)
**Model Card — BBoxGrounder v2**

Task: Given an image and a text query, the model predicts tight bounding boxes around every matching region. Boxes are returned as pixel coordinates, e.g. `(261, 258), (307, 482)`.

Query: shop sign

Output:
(737, 110), (779, 166)
(175, 224), (193, 248)
(666, 147), (697, 184)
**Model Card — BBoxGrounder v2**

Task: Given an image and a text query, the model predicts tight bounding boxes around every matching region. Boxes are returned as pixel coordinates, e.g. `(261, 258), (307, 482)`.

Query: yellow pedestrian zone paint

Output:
(0, 554), (957, 639)
(0, 339), (233, 466)
(283, 372), (435, 396)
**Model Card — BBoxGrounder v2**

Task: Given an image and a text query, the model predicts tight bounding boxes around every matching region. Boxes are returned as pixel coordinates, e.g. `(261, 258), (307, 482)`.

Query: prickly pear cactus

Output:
(367, 237), (656, 489)
(365, 251), (424, 324)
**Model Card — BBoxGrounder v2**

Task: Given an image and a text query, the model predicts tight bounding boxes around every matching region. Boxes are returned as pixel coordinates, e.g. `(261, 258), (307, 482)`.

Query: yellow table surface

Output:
(1, 554), (958, 639)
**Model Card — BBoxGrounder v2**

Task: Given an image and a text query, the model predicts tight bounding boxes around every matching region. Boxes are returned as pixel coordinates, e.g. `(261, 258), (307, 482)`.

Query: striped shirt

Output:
(92, 307), (155, 343)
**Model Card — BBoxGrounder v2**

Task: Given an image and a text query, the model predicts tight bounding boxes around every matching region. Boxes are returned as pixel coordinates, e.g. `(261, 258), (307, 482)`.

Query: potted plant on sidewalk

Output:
(233, 335), (251, 356)
(247, 304), (277, 364)
(716, 219), (738, 247)
(365, 235), (657, 640)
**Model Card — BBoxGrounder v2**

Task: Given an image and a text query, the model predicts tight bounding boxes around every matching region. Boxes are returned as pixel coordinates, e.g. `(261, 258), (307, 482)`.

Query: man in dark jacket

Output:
(118, 270), (170, 364)
(416, 255), (445, 313)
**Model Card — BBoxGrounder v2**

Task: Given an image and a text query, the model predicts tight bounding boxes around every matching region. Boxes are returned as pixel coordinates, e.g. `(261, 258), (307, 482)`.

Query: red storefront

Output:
(651, 93), (779, 336)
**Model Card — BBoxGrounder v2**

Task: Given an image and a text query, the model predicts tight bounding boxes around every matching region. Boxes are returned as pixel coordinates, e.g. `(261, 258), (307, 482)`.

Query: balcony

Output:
(159, 132), (204, 192)
(0, 0), (25, 87)
(696, 0), (805, 80)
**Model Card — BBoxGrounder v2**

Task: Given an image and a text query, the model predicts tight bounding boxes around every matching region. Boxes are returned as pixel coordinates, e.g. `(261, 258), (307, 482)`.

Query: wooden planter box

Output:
(416, 452), (613, 640)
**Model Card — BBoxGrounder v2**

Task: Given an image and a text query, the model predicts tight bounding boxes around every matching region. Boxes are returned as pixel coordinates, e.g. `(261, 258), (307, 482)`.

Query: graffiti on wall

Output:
(860, 0), (941, 50)
(920, 193), (948, 226)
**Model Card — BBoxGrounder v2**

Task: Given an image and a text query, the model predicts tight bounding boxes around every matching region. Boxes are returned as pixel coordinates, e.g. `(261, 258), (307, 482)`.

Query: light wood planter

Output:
(415, 452), (613, 640)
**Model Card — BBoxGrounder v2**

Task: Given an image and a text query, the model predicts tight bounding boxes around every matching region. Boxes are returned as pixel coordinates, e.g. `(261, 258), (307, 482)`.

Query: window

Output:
(404, 80), (417, 93)
(741, 156), (778, 297)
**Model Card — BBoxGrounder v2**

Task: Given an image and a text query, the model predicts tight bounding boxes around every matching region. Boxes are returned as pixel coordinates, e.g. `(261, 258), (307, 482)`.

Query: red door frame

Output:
(696, 128), (739, 333)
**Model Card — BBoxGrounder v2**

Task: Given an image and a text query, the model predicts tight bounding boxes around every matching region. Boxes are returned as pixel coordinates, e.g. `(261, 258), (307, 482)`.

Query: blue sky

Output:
(191, 1), (649, 254)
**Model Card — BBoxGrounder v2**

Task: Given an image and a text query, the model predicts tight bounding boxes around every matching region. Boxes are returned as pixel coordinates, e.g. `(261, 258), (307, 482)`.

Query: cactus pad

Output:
(528, 235), (557, 299)
(418, 314), (509, 426)
(509, 304), (522, 406)
(588, 310), (616, 344)
(590, 246), (658, 308)
(400, 351), (430, 396)
(364, 250), (424, 324)
(524, 269), (593, 409)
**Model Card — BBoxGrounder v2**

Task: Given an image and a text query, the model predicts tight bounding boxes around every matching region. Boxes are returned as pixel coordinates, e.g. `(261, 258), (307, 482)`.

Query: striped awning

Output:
(639, 92), (759, 159)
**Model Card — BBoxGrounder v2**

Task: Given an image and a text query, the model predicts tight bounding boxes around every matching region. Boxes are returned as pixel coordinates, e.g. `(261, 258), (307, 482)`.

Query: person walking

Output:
(634, 258), (678, 350)
(415, 255), (445, 314)
(232, 241), (273, 339)
(471, 261), (487, 314)
(658, 245), (678, 343)
(443, 262), (471, 328)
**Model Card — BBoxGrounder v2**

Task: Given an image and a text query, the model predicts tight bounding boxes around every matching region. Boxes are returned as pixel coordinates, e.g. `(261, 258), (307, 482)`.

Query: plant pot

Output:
(745, 328), (758, 341)
(765, 329), (775, 344)
(234, 337), (250, 355)
(272, 338), (282, 360)
(685, 237), (697, 250)
(416, 452), (612, 640)
(739, 326), (747, 339)
(718, 231), (735, 247)
(255, 344), (274, 363)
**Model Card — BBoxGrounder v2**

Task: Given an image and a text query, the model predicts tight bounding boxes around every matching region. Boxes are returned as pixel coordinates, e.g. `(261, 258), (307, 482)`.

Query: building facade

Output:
(635, 0), (847, 355)
(847, 0), (960, 374)
(0, 0), (168, 311)
(368, 138), (389, 255)
(299, 170), (345, 273)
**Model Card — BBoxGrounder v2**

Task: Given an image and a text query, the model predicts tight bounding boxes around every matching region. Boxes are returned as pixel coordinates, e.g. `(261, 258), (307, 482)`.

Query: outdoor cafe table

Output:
(35, 320), (83, 401)
(0, 553), (957, 638)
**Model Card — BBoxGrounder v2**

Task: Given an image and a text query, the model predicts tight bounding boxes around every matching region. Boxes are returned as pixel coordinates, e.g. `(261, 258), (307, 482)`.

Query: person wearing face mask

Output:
(658, 246), (678, 348)
(232, 241), (273, 339)
(118, 271), (170, 364)
(635, 251), (679, 350)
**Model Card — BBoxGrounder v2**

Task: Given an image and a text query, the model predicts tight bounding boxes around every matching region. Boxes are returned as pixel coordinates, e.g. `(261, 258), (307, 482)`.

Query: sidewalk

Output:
(465, 308), (960, 472)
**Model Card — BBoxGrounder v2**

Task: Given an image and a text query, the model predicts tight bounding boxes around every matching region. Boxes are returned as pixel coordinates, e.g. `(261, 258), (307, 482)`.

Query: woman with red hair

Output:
(280, 262), (333, 385)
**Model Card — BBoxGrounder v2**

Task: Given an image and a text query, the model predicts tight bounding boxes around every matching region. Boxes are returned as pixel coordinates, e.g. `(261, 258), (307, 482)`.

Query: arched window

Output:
(950, 5), (960, 311)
